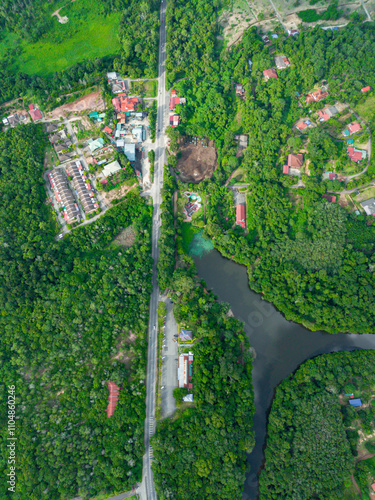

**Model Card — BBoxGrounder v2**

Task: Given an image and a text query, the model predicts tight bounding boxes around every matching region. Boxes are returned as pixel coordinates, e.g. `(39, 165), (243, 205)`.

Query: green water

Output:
(188, 231), (214, 257)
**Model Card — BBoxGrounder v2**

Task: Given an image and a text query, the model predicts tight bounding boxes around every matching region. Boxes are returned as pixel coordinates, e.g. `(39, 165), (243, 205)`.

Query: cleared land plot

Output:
(113, 226), (136, 248)
(176, 139), (217, 183)
(0, 0), (121, 76)
(356, 95), (375, 122)
(45, 91), (105, 119)
(354, 186), (375, 203)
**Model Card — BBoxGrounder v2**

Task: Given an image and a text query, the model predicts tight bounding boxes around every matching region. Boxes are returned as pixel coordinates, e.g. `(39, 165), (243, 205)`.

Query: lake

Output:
(190, 236), (375, 500)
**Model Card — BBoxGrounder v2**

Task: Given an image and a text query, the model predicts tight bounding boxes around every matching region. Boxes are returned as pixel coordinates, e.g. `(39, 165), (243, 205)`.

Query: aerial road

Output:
(140, 1), (168, 499)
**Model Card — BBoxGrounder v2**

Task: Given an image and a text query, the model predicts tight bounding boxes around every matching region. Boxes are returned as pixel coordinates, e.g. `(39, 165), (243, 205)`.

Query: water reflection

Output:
(190, 238), (375, 500)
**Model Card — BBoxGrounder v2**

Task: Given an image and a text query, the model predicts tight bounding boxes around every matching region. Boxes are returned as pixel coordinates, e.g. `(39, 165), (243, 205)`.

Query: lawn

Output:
(1, 0), (121, 76)
(354, 186), (375, 203)
(356, 95), (375, 122)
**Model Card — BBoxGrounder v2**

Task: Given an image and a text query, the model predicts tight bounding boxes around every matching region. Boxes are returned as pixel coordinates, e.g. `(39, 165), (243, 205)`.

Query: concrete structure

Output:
(97, 160), (122, 182)
(179, 329), (193, 341)
(124, 143), (136, 162)
(178, 352), (194, 389)
(236, 204), (246, 228)
(360, 198), (375, 216)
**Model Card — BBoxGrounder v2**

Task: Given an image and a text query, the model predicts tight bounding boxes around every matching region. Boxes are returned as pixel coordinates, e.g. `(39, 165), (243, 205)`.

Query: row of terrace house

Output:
(48, 169), (80, 223)
(66, 161), (99, 214)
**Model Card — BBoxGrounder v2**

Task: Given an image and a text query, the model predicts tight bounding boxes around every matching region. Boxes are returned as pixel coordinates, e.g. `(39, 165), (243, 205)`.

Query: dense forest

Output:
(259, 351), (375, 499)
(0, 125), (153, 499)
(163, 4), (375, 333)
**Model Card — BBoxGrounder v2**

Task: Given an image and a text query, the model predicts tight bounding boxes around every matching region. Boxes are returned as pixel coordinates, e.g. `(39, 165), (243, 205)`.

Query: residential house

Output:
(235, 84), (245, 95)
(361, 86), (372, 93)
(322, 194), (336, 203)
(283, 154), (303, 175)
(103, 126), (113, 134)
(360, 198), (375, 216)
(305, 88), (328, 104)
(178, 352), (194, 389)
(348, 122), (362, 134)
(124, 143), (136, 162)
(263, 69), (278, 80)
(236, 204), (246, 228)
(58, 152), (74, 163)
(2, 117), (8, 125)
(170, 114), (180, 127)
(179, 329), (193, 341)
(106, 382), (120, 418)
(296, 120), (311, 131)
(45, 123), (58, 134)
(67, 161), (98, 214)
(97, 160), (122, 183)
(112, 95), (139, 113)
(248, 59), (253, 72)
(48, 169), (78, 222)
(234, 134), (248, 149)
(288, 29), (299, 36)
(347, 146), (366, 163)
(183, 394), (194, 402)
(111, 80), (126, 94)
(262, 35), (270, 43)
(7, 114), (20, 127)
(87, 137), (105, 153)
(349, 398), (362, 407)
(318, 105), (338, 122)
(170, 90), (186, 111)
(322, 171), (337, 181)
(107, 72), (118, 80)
(274, 56), (290, 69)
(28, 104), (42, 122)
(271, 34), (279, 39)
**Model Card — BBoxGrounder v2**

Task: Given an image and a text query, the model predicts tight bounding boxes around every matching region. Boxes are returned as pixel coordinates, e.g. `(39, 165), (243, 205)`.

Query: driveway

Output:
(161, 297), (178, 418)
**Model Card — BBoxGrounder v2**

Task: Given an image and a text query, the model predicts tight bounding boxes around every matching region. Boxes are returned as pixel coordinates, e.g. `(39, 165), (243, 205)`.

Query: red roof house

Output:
(283, 165), (289, 174)
(121, 97), (139, 112)
(361, 86), (371, 93)
(322, 194), (336, 203)
(103, 126), (112, 134)
(236, 204), (246, 228)
(263, 69), (278, 80)
(28, 104), (34, 110)
(371, 482), (375, 492)
(106, 382), (120, 418)
(305, 88), (329, 104)
(170, 114), (180, 127)
(288, 154), (303, 168)
(171, 89), (177, 97)
(318, 109), (330, 122)
(170, 96), (180, 110)
(348, 122), (361, 134)
(29, 107), (42, 122)
(296, 121), (308, 131)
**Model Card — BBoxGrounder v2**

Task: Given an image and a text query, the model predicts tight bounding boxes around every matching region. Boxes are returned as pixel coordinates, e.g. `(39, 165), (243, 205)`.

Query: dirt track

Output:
(176, 140), (216, 183)
(45, 91), (105, 120)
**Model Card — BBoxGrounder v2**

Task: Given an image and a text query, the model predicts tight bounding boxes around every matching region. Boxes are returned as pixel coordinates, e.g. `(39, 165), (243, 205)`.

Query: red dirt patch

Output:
(46, 91), (105, 120)
(176, 137), (217, 183)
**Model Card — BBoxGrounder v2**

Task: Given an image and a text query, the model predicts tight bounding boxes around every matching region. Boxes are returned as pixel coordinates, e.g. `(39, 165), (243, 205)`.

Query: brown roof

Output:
(288, 154), (303, 168)
(305, 88), (328, 103)
(106, 382), (120, 418)
(263, 69), (278, 80)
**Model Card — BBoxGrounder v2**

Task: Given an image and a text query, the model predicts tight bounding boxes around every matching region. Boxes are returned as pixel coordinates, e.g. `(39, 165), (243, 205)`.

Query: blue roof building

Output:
(349, 398), (362, 407)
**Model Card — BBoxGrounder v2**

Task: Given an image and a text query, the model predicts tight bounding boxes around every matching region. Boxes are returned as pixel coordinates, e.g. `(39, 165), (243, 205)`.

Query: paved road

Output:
(161, 297), (178, 418)
(360, 0), (372, 21)
(141, 1), (168, 500)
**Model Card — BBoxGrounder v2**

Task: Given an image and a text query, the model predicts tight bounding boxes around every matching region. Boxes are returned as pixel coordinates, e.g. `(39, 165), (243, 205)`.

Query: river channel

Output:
(190, 237), (375, 500)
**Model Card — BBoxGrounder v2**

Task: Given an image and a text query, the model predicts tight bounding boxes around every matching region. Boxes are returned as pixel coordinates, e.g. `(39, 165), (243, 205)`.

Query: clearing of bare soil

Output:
(113, 225), (136, 248)
(45, 91), (105, 120)
(102, 183), (137, 206)
(176, 138), (217, 183)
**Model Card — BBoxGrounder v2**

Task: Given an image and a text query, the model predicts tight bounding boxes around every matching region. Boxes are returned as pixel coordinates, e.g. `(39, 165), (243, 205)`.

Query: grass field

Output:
(0, 0), (121, 76)
(356, 95), (375, 122)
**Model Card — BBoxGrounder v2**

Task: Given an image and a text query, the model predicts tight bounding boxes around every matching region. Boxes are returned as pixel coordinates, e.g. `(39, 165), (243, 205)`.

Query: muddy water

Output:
(191, 239), (375, 500)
